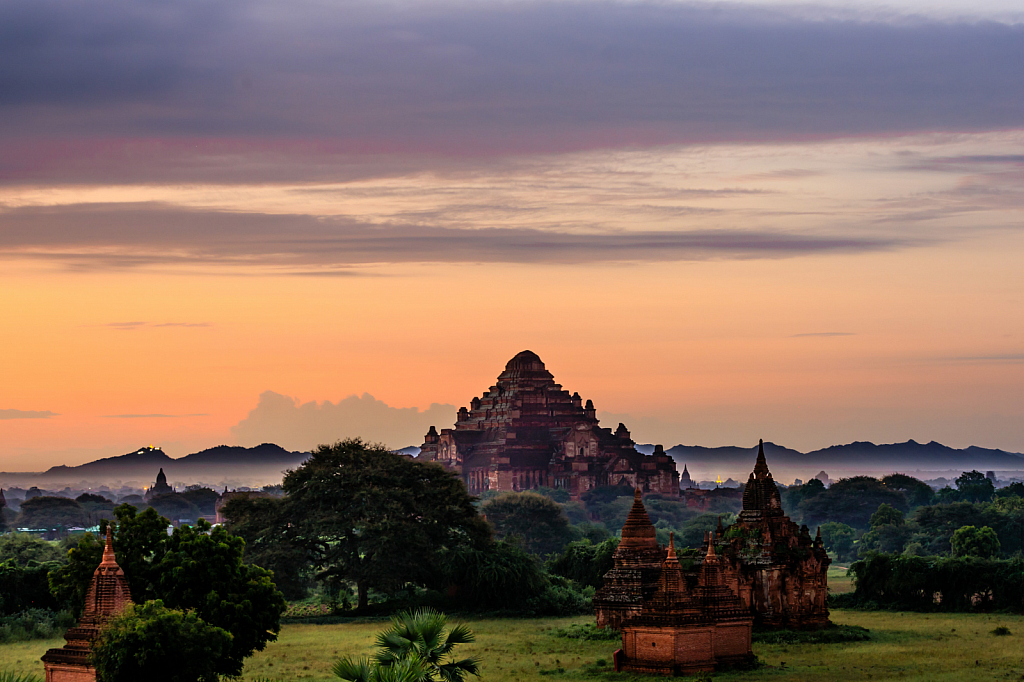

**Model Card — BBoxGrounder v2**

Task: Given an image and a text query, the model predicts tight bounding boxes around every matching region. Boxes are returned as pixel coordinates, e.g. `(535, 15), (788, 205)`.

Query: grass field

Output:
(3, 610), (1023, 681)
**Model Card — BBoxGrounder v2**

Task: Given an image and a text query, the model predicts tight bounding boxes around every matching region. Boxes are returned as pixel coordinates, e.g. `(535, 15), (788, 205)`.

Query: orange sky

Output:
(1, 132), (1022, 471)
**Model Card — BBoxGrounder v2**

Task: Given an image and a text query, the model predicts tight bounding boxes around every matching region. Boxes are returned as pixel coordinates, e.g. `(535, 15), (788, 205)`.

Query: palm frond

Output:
(333, 655), (374, 682)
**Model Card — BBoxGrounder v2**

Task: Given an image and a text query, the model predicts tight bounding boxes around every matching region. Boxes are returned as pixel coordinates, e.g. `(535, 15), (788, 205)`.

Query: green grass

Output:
(4, 610), (1024, 681)
(828, 565), (855, 594)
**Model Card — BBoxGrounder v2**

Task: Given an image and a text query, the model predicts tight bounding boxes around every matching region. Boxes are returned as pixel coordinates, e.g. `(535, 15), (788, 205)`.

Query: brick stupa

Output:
(42, 526), (133, 682)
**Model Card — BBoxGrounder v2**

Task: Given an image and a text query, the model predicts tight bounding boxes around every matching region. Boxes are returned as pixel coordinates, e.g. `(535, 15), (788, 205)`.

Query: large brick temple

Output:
(593, 443), (830, 674)
(419, 350), (679, 499)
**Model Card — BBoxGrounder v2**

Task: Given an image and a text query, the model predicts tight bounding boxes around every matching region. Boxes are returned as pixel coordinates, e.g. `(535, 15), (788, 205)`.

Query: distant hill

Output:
(660, 440), (1024, 481)
(0, 444), (310, 488)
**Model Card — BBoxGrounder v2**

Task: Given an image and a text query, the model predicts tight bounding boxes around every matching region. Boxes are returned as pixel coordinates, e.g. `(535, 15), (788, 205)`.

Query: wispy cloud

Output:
(0, 409), (59, 420)
(792, 332), (856, 337)
(951, 354), (1024, 363)
(102, 413), (210, 418)
(91, 321), (211, 330)
(0, 203), (914, 269)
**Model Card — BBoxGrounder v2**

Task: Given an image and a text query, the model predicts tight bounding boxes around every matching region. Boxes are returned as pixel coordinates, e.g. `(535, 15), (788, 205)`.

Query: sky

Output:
(1, 0), (1022, 471)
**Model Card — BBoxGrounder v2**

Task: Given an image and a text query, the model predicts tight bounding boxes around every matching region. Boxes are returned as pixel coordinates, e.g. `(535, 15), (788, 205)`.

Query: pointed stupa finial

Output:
(816, 526), (822, 540)
(704, 531), (717, 560)
(753, 439), (770, 478)
(634, 487), (642, 502)
(100, 525), (118, 568)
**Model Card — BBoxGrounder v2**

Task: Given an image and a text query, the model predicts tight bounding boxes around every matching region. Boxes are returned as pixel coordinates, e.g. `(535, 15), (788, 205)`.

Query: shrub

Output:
(91, 600), (233, 682)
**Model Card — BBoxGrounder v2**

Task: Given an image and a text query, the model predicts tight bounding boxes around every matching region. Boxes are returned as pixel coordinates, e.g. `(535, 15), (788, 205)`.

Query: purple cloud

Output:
(0, 1), (1022, 183)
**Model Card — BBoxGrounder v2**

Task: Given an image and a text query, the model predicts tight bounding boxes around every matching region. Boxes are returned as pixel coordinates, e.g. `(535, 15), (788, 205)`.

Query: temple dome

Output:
(505, 350), (545, 372)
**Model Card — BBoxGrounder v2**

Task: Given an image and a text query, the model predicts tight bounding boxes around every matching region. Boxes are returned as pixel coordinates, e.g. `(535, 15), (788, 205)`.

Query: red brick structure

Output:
(419, 351), (679, 499)
(42, 526), (133, 682)
(593, 489), (666, 629)
(717, 440), (831, 628)
(596, 492), (754, 675)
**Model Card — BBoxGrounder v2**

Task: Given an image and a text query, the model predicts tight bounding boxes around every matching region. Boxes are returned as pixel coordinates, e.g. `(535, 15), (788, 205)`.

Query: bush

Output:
(92, 600), (233, 682)
(752, 624), (870, 644)
(0, 609), (75, 643)
(524, 575), (593, 616)
(553, 622), (621, 641)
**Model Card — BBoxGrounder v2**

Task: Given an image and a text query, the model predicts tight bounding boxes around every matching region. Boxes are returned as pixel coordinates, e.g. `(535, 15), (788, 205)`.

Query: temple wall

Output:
(713, 623), (751, 658)
(45, 662), (96, 682)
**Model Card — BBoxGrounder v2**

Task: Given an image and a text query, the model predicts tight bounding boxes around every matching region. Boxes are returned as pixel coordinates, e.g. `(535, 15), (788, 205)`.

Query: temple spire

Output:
(100, 525), (117, 568)
(704, 531), (717, 560)
(752, 439), (770, 479)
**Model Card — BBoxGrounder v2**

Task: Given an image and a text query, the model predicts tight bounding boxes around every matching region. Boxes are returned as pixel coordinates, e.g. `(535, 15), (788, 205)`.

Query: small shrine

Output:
(42, 526), (133, 682)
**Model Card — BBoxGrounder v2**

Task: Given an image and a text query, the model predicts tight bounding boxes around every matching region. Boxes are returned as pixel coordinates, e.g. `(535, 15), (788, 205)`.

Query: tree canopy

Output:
(479, 492), (573, 556)
(799, 476), (908, 530)
(92, 600), (233, 682)
(17, 496), (89, 530)
(951, 525), (1000, 558)
(275, 439), (491, 609)
(955, 471), (995, 504)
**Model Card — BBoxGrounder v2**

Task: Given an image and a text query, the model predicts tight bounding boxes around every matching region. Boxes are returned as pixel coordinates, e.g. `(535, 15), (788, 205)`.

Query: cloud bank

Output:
(231, 391), (456, 451)
(0, 202), (913, 270)
(0, 409), (58, 420)
(1, 0), (1022, 182)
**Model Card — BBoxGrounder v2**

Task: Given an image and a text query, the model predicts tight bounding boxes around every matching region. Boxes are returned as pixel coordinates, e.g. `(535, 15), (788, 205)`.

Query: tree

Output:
(996, 482), (1024, 499)
(0, 533), (65, 566)
(819, 522), (856, 561)
(92, 600), (233, 682)
(951, 525), (1000, 559)
(547, 538), (618, 589)
(799, 476), (908, 530)
(870, 503), (905, 528)
(146, 494), (199, 522)
(51, 505), (285, 678)
(334, 608), (479, 682)
(911, 502), (998, 555)
(282, 439), (491, 609)
(222, 495), (311, 600)
(882, 474), (935, 508)
(479, 493), (573, 556)
(179, 487), (220, 516)
(440, 540), (547, 610)
(955, 471), (995, 504)
(17, 496), (88, 531)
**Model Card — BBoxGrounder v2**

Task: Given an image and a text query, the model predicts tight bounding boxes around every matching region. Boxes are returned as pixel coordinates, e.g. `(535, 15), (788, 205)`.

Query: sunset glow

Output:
(1, 0), (1022, 471)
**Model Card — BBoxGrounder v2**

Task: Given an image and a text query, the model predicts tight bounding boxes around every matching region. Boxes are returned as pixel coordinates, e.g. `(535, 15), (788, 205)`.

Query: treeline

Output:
(1, 486), (224, 535)
(780, 471), (1024, 561)
(836, 553), (1024, 612)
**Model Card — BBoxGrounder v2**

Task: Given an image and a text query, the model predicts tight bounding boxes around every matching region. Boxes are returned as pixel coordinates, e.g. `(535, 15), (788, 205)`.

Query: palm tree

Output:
(333, 608), (480, 682)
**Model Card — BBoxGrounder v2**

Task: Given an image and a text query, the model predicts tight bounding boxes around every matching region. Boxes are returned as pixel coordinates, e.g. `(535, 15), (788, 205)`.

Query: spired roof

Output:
(83, 525), (132, 619)
(620, 489), (658, 547)
(740, 440), (785, 519)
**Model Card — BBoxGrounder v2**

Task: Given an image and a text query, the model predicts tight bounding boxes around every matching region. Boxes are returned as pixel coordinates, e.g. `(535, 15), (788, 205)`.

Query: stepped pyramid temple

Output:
(594, 443), (829, 673)
(42, 526), (133, 682)
(419, 350), (679, 499)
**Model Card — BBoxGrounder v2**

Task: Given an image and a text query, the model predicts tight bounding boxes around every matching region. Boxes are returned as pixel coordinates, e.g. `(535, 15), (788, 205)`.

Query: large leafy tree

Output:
(282, 439), (491, 609)
(951, 525), (1000, 558)
(221, 495), (311, 600)
(479, 492), (573, 556)
(17, 496), (89, 530)
(334, 608), (480, 682)
(881, 474), (935, 508)
(956, 470), (995, 504)
(51, 505), (285, 677)
(799, 476), (908, 530)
